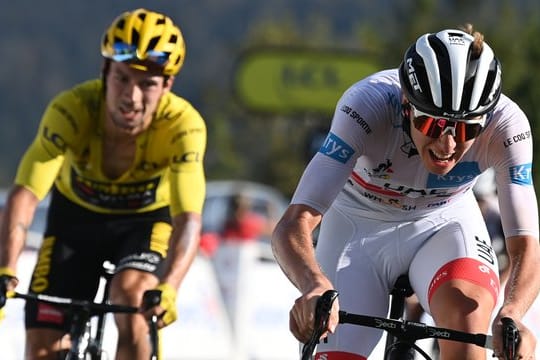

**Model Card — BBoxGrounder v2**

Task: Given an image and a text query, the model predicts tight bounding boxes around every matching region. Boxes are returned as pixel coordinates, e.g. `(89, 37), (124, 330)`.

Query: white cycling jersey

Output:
(291, 69), (539, 359)
(293, 69), (537, 240)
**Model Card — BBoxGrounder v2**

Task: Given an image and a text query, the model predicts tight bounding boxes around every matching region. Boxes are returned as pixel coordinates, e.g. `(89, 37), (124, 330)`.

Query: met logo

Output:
(509, 163), (532, 185)
(319, 132), (354, 164)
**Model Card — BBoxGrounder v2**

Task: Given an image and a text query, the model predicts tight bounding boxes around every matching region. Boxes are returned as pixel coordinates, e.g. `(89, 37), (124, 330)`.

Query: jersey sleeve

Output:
(485, 98), (539, 239)
(291, 78), (392, 214)
(15, 90), (80, 200)
(167, 106), (207, 216)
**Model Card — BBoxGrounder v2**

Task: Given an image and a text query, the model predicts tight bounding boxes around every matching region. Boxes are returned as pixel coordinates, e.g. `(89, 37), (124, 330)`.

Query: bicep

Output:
(15, 139), (64, 200)
(168, 115), (207, 216)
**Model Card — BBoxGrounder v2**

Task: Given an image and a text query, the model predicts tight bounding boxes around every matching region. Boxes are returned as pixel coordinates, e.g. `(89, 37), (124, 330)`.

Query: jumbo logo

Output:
(71, 168), (159, 210)
(319, 132), (354, 164)
(30, 236), (55, 293)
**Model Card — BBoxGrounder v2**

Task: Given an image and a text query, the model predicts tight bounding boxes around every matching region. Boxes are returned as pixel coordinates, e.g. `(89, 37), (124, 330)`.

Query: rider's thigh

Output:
(25, 328), (69, 360)
(408, 206), (499, 359)
(109, 268), (159, 304)
(109, 269), (158, 359)
(315, 206), (391, 358)
(409, 203), (500, 316)
(430, 279), (495, 359)
(430, 278), (495, 332)
(109, 269), (158, 333)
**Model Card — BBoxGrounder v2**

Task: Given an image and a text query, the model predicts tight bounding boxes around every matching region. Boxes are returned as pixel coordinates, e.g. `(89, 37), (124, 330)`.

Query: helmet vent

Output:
(131, 30), (140, 48)
(148, 37), (159, 51)
(117, 19), (125, 31)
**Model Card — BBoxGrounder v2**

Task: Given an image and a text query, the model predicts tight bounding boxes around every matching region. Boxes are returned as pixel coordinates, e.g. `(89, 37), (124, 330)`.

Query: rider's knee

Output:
(429, 279), (495, 330)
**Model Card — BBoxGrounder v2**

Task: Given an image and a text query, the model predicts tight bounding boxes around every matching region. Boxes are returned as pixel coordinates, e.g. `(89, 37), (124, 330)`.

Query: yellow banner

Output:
(234, 48), (380, 114)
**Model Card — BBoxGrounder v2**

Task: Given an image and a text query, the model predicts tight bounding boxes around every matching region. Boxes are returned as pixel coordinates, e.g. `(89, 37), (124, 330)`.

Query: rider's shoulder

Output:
(49, 79), (102, 107)
(346, 69), (400, 93)
(154, 91), (205, 126)
(492, 93), (526, 115)
(486, 93), (530, 129)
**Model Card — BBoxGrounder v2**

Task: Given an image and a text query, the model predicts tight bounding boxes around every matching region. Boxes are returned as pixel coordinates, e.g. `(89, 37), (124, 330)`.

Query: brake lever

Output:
(0, 278), (8, 308)
(300, 290), (339, 360)
(501, 317), (520, 360)
(141, 290), (162, 311)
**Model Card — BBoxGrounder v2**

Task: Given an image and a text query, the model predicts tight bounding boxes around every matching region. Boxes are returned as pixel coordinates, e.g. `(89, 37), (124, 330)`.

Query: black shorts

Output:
(25, 187), (172, 330)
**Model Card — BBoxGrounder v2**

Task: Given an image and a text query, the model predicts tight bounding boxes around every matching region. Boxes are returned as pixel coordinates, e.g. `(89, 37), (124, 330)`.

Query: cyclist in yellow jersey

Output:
(0, 8), (206, 359)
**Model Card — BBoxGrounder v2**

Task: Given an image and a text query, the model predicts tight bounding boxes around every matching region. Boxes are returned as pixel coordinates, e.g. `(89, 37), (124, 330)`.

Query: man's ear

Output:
(402, 102), (411, 119)
(164, 76), (175, 91)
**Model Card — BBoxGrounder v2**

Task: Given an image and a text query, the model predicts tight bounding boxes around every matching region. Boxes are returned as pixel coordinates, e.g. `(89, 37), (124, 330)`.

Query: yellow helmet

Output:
(101, 8), (185, 76)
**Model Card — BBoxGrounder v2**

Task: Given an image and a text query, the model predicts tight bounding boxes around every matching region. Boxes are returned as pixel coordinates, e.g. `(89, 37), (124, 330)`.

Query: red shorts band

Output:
(428, 257), (500, 305)
(315, 352), (366, 360)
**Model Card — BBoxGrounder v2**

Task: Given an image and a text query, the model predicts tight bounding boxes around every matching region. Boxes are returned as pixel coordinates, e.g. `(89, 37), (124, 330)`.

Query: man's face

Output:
(104, 61), (174, 135)
(408, 105), (480, 175)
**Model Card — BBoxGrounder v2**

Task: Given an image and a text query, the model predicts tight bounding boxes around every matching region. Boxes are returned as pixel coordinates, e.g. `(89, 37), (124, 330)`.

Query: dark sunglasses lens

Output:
(414, 116), (482, 142)
(413, 116), (443, 138)
(456, 122), (482, 142)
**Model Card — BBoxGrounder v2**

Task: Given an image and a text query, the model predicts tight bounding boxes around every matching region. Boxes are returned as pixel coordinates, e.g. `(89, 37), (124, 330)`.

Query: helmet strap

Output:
(401, 103), (412, 137)
(400, 102), (419, 157)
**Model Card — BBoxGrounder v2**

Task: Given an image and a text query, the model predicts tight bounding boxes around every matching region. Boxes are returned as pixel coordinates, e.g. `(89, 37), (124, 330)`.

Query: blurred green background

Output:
(1, 0), (539, 197)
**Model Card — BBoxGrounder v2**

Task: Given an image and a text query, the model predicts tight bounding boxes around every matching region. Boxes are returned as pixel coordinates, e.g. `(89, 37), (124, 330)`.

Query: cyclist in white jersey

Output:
(272, 24), (540, 359)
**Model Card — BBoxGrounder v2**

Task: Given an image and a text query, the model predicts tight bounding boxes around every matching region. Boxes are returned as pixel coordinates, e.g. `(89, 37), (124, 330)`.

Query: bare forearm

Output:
(272, 204), (330, 293)
(160, 212), (202, 288)
(273, 229), (323, 292)
(500, 235), (540, 320)
(0, 186), (38, 269)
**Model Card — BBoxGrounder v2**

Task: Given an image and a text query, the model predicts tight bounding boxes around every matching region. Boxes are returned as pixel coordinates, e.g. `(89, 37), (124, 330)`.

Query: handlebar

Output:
(11, 291), (138, 315)
(501, 317), (521, 360)
(8, 291), (160, 359)
(301, 290), (521, 360)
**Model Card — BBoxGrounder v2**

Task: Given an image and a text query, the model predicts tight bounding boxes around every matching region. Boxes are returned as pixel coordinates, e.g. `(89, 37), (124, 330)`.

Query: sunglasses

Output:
(110, 42), (169, 66)
(409, 105), (485, 143)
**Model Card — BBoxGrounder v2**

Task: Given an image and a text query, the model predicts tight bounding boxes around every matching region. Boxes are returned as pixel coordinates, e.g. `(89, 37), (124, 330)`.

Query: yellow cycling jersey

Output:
(15, 79), (206, 216)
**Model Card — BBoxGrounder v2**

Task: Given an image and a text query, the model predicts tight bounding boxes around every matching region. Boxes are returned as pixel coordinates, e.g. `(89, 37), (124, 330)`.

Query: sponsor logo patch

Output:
(509, 163), (532, 185)
(318, 132), (354, 164)
(427, 162), (480, 188)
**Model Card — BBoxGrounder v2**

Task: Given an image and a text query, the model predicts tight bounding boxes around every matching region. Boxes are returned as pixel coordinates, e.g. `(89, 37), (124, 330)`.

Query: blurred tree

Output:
(0, 0), (539, 199)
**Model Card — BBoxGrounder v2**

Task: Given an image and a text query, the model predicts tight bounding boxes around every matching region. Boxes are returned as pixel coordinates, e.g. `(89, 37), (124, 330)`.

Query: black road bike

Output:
(7, 262), (162, 360)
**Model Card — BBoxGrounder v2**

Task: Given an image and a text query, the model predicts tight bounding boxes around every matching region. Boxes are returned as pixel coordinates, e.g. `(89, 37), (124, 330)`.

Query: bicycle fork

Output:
(67, 310), (93, 360)
(384, 275), (416, 360)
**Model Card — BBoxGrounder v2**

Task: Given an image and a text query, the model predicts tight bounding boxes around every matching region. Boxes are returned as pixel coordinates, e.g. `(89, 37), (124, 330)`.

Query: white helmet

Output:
(399, 29), (502, 119)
